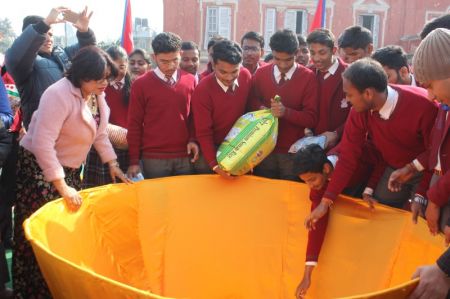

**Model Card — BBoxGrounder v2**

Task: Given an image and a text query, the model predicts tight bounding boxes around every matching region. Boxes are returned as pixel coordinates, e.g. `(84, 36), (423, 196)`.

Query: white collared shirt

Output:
(273, 63), (297, 84)
(154, 67), (178, 84)
(377, 86), (399, 120)
(410, 74), (418, 87)
(110, 77), (125, 90)
(216, 76), (239, 93)
(322, 58), (339, 80)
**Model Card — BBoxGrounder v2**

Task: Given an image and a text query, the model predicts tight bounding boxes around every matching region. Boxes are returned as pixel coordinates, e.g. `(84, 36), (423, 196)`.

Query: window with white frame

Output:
(284, 10), (307, 36)
(264, 8), (276, 51)
(204, 6), (231, 49)
(358, 14), (379, 48)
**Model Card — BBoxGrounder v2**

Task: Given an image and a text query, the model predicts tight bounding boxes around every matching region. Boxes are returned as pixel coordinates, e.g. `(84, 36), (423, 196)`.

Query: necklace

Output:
(86, 93), (98, 115)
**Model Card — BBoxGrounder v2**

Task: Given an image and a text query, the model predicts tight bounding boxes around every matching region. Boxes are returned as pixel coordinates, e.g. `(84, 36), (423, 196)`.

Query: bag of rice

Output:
(216, 96), (280, 176)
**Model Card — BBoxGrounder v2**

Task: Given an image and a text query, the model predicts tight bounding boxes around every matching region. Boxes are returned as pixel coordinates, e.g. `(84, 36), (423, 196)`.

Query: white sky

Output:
(3, 0), (163, 42)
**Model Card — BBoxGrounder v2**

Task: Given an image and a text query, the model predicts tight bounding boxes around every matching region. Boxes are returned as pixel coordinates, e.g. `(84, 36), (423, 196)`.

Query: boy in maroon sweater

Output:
(306, 58), (437, 226)
(249, 29), (319, 181)
(306, 29), (349, 150)
(241, 31), (266, 75)
(293, 144), (378, 299)
(127, 32), (198, 179)
(192, 40), (252, 178)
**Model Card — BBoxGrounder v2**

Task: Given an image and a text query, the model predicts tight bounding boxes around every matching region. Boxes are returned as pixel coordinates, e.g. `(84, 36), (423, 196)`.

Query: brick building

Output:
(163, 0), (450, 54)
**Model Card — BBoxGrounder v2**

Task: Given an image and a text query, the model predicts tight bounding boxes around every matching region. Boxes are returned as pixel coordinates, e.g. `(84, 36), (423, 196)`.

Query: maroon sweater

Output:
(127, 70), (196, 165)
(192, 68), (252, 168)
(307, 187), (329, 263)
(324, 85), (438, 201)
(425, 108), (450, 206)
(105, 85), (128, 128)
(309, 58), (349, 136)
(249, 64), (319, 153)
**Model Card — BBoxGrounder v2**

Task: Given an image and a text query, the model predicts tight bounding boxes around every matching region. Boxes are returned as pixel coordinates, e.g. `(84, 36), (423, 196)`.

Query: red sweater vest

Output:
(426, 108), (450, 206)
(325, 85), (438, 201)
(127, 70), (196, 165)
(249, 64), (319, 153)
(309, 59), (349, 136)
(105, 85), (128, 128)
(192, 68), (252, 167)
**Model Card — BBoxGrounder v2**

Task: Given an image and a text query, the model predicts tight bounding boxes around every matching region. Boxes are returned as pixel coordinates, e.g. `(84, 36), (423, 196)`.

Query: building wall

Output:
(163, 0), (450, 53)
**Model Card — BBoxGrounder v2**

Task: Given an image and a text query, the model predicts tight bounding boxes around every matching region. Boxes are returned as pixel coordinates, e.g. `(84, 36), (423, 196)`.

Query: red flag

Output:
(310, 0), (326, 32)
(121, 0), (134, 54)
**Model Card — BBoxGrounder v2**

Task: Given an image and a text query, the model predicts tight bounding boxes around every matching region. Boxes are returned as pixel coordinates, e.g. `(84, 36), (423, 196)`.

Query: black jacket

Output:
(5, 21), (96, 129)
(0, 120), (12, 167)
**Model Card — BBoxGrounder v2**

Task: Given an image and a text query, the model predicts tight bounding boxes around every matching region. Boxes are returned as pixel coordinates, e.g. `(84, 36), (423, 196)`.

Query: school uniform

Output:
(249, 63), (319, 181)
(127, 68), (196, 178)
(324, 85), (438, 208)
(191, 68), (252, 172)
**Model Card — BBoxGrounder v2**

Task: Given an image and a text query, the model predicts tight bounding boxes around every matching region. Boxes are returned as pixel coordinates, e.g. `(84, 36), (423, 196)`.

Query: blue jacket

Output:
(5, 21), (96, 129)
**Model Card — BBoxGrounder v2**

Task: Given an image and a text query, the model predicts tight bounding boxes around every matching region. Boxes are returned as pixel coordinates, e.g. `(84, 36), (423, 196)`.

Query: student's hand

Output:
(295, 265), (314, 299)
(108, 161), (132, 184)
(320, 131), (338, 150)
(127, 165), (141, 179)
(305, 199), (331, 230)
(409, 264), (450, 299)
(213, 165), (234, 180)
(187, 142), (199, 163)
(44, 7), (68, 26)
(73, 6), (93, 33)
(411, 202), (425, 224)
(362, 192), (378, 211)
(425, 201), (440, 235)
(388, 163), (417, 192)
(444, 225), (450, 246)
(270, 98), (286, 117)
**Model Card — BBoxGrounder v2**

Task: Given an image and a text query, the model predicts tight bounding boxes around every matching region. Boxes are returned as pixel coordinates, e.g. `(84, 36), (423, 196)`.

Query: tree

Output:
(0, 18), (16, 54)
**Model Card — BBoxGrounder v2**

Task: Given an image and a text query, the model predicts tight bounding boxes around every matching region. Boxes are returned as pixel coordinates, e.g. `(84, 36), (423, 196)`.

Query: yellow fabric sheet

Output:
(24, 175), (445, 299)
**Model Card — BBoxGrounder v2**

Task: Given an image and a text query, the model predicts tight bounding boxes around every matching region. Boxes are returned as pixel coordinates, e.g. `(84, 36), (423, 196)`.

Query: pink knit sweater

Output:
(21, 78), (117, 182)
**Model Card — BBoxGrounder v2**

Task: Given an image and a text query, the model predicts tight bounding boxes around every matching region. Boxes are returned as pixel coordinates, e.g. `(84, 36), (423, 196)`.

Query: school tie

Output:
(279, 73), (286, 85)
(165, 76), (175, 86)
(226, 86), (234, 94)
(114, 81), (123, 90)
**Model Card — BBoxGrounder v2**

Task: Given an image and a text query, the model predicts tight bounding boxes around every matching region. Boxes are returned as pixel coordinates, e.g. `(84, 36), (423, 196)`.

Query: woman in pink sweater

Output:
(15, 46), (130, 298)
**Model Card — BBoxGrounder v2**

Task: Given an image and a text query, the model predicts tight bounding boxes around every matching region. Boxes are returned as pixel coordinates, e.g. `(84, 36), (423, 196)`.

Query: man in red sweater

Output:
(199, 36), (224, 81)
(306, 28), (349, 150)
(127, 32), (198, 179)
(306, 58), (438, 226)
(192, 40), (252, 178)
(249, 29), (319, 181)
(241, 31), (266, 75)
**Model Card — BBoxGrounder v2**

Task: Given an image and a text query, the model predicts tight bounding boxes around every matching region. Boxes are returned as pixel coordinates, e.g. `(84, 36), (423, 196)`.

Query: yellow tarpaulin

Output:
(24, 175), (445, 299)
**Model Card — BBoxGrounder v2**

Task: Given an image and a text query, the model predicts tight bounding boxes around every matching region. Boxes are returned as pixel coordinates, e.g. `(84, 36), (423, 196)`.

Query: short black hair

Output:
(264, 53), (273, 63)
(269, 29), (299, 54)
(181, 41), (199, 52)
(22, 15), (44, 31)
(241, 31), (265, 48)
(307, 28), (335, 49)
(342, 58), (387, 93)
(338, 25), (373, 49)
(128, 48), (151, 64)
(212, 40), (242, 65)
(293, 144), (331, 175)
(371, 45), (408, 71)
(66, 46), (119, 88)
(297, 34), (307, 47)
(420, 14), (450, 39)
(151, 32), (182, 55)
(207, 35), (225, 50)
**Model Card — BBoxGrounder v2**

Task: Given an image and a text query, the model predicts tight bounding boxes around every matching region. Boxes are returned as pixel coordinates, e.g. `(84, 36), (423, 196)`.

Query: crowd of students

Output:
(0, 6), (449, 299)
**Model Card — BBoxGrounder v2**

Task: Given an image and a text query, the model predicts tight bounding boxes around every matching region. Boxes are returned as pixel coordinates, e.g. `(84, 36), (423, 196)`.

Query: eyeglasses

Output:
(96, 74), (115, 84)
(242, 46), (261, 53)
